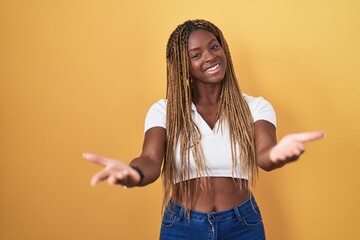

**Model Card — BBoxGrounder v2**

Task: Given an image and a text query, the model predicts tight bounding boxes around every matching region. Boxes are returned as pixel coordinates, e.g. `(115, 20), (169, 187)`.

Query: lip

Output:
(204, 63), (221, 73)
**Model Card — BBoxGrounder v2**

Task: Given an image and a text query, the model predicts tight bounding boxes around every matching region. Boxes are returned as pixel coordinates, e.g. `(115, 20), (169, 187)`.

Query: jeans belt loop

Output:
(178, 206), (185, 223)
(234, 205), (242, 223)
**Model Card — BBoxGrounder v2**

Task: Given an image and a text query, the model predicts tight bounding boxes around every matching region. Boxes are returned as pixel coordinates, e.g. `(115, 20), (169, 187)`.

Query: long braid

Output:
(163, 19), (257, 215)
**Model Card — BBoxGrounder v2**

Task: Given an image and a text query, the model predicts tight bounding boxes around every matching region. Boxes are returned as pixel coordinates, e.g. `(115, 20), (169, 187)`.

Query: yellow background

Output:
(1, 0), (359, 239)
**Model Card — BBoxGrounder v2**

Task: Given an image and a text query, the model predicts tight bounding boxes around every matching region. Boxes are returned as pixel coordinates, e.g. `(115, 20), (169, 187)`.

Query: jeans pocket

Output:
(161, 209), (177, 227)
(241, 207), (263, 227)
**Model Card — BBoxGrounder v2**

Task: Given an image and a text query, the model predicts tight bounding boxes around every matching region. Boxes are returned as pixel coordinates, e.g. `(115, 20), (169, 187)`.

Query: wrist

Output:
(130, 165), (144, 186)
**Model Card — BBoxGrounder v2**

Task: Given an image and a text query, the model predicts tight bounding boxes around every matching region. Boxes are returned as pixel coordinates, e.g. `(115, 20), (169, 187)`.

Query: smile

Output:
(205, 63), (220, 72)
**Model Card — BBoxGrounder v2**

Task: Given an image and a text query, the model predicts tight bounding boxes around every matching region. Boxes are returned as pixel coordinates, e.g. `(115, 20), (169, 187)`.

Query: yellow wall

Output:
(1, 0), (359, 239)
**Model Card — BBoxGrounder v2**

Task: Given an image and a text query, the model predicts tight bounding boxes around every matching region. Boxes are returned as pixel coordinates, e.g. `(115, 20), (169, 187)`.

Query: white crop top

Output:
(144, 95), (276, 183)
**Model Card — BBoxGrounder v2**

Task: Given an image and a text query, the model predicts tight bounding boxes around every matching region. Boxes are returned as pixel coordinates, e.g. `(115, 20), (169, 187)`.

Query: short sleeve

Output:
(244, 95), (277, 127)
(144, 99), (167, 133)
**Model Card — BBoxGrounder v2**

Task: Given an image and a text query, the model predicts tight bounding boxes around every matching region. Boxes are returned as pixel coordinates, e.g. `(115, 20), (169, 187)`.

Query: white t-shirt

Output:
(144, 95), (276, 182)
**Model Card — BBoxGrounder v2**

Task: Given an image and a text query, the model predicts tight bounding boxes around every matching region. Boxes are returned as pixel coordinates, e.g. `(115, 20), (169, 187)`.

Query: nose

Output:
(204, 50), (215, 62)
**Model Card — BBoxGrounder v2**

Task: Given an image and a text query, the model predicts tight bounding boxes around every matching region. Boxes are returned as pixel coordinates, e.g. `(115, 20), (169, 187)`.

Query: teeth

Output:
(206, 64), (219, 72)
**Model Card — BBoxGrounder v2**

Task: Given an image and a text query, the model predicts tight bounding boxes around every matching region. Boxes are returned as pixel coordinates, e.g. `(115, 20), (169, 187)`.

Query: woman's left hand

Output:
(269, 131), (325, 167)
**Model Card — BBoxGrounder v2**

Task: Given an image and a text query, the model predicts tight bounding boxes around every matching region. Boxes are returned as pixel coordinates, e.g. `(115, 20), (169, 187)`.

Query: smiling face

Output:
(188, 29), (227, 86)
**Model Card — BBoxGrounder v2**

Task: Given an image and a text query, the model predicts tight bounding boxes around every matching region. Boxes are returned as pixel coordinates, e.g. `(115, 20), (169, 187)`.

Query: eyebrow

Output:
(188, 39), (218, 52)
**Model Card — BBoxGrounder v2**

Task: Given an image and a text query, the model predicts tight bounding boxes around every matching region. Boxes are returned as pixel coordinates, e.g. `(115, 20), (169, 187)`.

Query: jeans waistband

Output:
(167, 195), (259, 223)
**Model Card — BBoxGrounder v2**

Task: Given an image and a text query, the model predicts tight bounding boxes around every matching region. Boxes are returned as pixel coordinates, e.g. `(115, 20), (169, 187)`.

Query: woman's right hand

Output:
(83, 153), (141, 188)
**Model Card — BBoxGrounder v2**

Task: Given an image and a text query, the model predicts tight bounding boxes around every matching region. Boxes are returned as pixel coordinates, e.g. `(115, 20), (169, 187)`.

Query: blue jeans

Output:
(159, 196), (266, 240)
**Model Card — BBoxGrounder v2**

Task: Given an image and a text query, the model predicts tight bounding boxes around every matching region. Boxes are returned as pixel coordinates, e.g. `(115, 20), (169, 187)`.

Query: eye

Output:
(211, 44), (219, 50)
(191, 53), (201, 59)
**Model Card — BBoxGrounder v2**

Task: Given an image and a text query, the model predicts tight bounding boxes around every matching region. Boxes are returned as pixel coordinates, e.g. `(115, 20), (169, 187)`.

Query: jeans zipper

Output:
(211, 225), (214, 239)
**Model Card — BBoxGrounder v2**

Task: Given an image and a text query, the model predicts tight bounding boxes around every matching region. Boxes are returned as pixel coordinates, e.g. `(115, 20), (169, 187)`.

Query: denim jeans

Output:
(159, 196), (266, 240)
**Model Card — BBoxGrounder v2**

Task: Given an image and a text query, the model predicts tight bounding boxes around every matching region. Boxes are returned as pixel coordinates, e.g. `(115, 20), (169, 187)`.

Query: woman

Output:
(83, 19), (324, 239)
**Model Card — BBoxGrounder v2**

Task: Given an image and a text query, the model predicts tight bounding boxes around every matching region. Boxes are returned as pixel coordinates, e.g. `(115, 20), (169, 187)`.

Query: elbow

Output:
(258, 163), (275, 172)
(257, 158), (279, 172)
(259, 165), (276, 172)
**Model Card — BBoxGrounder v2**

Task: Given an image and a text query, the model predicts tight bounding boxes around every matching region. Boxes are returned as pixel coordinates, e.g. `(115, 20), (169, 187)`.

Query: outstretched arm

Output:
(254, 120), (324, 171)
(83, 127), (166, 188)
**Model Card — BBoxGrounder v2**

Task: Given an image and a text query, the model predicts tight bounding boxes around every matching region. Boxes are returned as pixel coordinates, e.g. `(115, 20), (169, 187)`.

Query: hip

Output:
(160, 195), (266, 240)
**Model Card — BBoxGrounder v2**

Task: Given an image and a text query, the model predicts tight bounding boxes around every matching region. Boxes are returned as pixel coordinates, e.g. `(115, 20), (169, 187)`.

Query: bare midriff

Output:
(172, 177), (250, 213)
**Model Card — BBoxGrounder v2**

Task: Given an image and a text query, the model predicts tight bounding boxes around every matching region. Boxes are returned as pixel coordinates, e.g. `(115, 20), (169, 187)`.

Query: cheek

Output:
(189, 62), (201, 77)
(189, 65), (195, 78)
(221, 55), (228, 73)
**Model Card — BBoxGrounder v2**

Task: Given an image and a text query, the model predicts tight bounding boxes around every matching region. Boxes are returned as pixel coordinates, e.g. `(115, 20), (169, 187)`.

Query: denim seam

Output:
(240, 213), (263, 227)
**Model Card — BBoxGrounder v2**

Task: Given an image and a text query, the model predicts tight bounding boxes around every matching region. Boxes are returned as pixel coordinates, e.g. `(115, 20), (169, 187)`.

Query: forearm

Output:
(254, 120), (279, 171)
(130, 156), (162, 186)
(129, 127), (165, 186)
(256, 146), (283, 171)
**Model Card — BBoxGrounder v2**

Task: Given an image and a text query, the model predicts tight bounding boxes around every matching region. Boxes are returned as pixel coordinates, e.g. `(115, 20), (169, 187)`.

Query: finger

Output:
(291, 148), (302, 157)
(90, 170), (110, 186)
(114, 170), (129, 184)
(294, 131), (325, 143)
(108, 171), (129, 187)
(108, 175), (119, 185)
(294, 142), (305, 155)
(288, 155), (300, 162)
(83, 152), (108, 166)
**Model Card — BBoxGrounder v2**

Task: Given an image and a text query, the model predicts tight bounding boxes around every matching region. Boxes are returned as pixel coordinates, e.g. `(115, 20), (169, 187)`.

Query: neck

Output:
(192, 82), (222, 105)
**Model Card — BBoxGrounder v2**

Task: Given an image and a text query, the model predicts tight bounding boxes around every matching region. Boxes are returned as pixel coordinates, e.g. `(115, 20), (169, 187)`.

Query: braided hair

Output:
(163, 19), (256, 214)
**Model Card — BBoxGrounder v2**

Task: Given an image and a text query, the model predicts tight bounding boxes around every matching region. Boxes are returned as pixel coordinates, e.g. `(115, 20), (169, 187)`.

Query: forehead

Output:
(188, 29), (217, 50)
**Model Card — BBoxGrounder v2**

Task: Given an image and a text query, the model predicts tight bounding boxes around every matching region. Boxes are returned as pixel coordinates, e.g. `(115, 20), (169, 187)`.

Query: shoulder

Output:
(156, 98), (167, 106)
(148, 99), (167, 111)
(144, 99), (167, 132)
(243, 93), (271, 108)
(243, 93), (277, 127)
